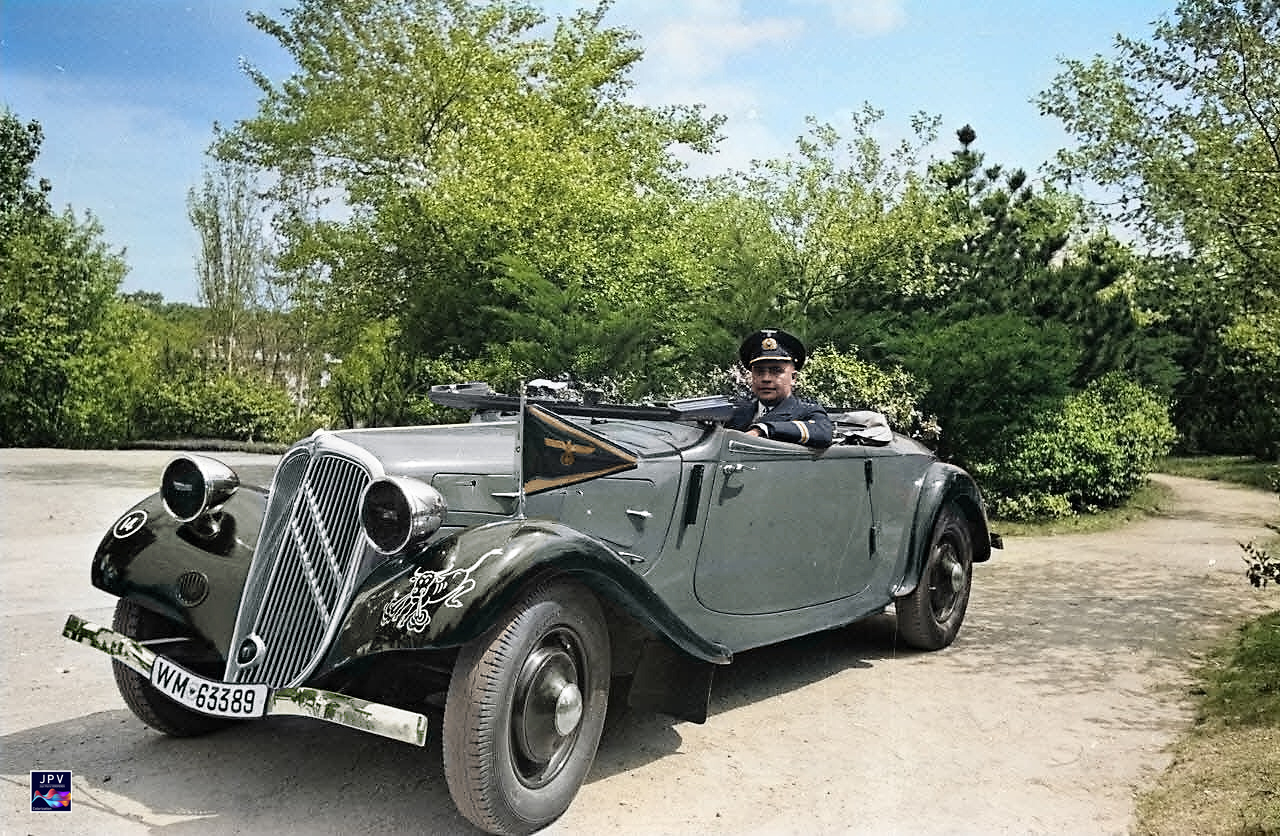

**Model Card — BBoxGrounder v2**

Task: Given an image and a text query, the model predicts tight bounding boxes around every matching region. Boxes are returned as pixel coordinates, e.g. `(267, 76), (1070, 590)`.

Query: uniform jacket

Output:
(727, 394), (833, 448)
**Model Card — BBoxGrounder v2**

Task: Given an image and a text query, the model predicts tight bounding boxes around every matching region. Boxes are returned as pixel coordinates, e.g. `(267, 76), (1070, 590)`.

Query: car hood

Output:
(322, 418), (705, 518)
(329, 421), (519, 480)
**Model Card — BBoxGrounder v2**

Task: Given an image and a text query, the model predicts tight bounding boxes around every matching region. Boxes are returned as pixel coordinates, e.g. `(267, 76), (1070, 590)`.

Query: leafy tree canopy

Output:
(221, 0), (724, 385)
(1, 109), (132, 446)
(1038, 0), (1279, 321)
(1039, 1), (1280, 458)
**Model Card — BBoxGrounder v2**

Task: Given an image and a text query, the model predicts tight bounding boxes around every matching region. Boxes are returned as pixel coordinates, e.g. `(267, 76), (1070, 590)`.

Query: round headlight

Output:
(161, 455), (239, 523)
(360, 476), (448, 555)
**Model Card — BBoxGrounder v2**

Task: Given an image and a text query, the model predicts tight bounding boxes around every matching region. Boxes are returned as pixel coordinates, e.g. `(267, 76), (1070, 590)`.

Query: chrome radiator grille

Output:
(227, 447), (373, 687)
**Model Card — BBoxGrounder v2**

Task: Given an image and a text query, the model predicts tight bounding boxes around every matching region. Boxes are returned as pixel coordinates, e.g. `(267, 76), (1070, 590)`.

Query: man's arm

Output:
(749, 400), (833, 448)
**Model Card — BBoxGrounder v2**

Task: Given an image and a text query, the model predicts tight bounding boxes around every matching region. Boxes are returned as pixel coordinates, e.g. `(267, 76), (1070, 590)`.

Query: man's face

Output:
(750, 360), (796, 404)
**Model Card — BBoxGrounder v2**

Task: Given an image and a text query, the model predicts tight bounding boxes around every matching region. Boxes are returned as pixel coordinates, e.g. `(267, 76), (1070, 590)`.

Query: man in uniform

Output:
(727, 329), (832, 448)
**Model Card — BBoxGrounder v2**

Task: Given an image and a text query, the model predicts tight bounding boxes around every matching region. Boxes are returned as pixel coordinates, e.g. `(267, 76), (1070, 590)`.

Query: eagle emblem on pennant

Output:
(544, 438), (595, 466)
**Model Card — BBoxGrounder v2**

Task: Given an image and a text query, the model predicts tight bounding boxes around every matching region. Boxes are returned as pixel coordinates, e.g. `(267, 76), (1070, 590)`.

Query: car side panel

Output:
(639, 432), (930, 655)
(692, 433), (870, 614)
(890, 462), (994, 597)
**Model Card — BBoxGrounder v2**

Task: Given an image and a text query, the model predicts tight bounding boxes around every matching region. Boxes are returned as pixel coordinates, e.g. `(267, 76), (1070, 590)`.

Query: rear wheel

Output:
(896, 502), (974, 650)
(443, 580), (610, 835)
(112, 598), (238, 737)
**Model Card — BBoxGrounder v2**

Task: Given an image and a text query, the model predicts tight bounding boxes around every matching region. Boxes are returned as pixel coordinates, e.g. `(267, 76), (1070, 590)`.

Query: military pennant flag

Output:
(521, 403), (638, 495)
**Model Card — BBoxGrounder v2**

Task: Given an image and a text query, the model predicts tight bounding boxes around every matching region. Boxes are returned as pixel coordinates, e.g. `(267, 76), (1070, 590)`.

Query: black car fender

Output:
(326, 518), (732, 671)
(892, 462), (995, 598)
(91, 487), (267, 661)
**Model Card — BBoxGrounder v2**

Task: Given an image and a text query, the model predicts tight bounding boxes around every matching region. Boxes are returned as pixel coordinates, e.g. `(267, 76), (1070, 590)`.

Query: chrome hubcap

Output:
(945, 554), (965, 592)
(554, 683), (584, 736)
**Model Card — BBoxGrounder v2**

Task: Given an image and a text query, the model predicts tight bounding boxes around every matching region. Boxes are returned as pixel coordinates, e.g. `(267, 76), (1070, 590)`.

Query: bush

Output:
(135, 372), (295, 443)
(989, 491), (1074, 522)
(634, 345), (927, 432)
(1241, 470), (1280, 589)
(799, 345), (925, 429)
(896, 314), (1079, 465)
(982, 374), (1178, 520)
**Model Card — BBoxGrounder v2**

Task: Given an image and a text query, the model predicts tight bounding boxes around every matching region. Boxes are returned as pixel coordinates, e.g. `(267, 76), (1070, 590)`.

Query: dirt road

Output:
(2, 449), (1275, 835)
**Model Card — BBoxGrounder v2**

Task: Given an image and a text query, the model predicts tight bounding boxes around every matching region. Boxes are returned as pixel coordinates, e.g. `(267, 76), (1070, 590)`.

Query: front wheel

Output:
(896, 502), (974, 650)
(443, 579), (610, 835)
(111, 598), (238, 737)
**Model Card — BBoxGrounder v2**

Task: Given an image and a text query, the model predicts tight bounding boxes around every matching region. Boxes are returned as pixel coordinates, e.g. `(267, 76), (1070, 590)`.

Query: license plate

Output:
(150, 656), (269, 718)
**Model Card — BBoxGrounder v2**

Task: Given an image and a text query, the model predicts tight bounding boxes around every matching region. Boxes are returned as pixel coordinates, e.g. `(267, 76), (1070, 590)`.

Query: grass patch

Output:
(1158, 455), (1280, 492)
(1135, 612), (1280, 835)
(1134, 725), (1280, 835)
(1197, 612), (1280, 729)
(992, 477), (1174, 537)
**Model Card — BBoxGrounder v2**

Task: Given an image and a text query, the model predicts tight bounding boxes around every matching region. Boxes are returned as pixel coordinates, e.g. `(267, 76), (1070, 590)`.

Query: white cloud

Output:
(678, 115), (793, 178)
(803, 0), (907, 36)
(609, 1), (807, 174)
(645, 2), (805, 79)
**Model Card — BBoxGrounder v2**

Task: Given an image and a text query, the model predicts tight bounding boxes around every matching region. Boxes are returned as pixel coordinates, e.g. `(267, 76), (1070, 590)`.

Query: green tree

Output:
(926, 124), (1077, 318)
(862, 128), (1183, 473)
(711, 108), (959, 352)
(220, 0), (722, 414)
(1038, 0), (1280, 458)
(899, 314), (1080, 467)
(0, 110), (131, 446)
(188, 159), (269, 374)
(62, 298), (161, 446)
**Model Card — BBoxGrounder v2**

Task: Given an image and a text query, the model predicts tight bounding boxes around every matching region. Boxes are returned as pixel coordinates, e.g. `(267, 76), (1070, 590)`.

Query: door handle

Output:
(721, 463), (755, 475)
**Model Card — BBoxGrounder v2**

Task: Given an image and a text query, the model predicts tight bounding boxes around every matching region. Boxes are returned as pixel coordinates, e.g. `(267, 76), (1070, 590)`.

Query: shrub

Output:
(982, 373), (1178, 520)
(799, 345), (925, 430)
(1241, 471), (1280, 589)
(895, 314), (1080, 466)
(989, 491), (1074, 521)
(638, 345), (927, 432)
(135, 372), (294, 443)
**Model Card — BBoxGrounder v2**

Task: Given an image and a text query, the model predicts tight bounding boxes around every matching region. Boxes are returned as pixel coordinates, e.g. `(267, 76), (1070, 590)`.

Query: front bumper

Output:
(62, 614), (429, 747)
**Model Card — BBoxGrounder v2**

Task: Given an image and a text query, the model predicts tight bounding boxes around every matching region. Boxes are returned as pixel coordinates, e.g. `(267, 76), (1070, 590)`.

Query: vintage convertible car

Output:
(63, 382), (1000, 835)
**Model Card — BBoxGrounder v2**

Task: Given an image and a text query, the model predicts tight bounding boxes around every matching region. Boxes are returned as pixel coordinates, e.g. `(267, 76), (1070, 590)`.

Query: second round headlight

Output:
(359, 476), (448, 555)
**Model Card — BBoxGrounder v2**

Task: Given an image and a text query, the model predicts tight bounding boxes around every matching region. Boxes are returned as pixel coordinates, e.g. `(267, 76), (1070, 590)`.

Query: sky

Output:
(2, 0), (1173, 304)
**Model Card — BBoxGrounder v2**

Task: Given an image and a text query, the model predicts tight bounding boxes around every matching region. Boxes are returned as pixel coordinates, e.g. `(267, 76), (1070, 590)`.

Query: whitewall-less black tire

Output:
(896, 502), (975, 650)
(111, 598), (239, 737)
(443, 579), (610, 835)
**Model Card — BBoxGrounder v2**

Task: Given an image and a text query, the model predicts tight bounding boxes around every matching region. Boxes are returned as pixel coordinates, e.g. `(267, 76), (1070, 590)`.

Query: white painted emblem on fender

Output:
(380, 549), (500, 633)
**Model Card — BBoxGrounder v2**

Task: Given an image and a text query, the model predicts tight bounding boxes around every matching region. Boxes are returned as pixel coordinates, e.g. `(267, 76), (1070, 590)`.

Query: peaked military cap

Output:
(738, 328), (807, 370)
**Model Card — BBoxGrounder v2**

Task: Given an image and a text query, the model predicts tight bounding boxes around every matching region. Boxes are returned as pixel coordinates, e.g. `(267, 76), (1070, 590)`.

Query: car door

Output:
(692, 432), (874, 615)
